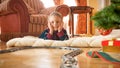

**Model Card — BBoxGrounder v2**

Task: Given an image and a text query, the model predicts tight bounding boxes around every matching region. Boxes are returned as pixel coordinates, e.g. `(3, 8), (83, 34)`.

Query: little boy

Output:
(39, 11), (69, 40)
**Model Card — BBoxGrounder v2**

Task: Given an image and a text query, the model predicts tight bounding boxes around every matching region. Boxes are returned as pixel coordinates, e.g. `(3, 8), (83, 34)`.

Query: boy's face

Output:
(49, 16), (62, 30)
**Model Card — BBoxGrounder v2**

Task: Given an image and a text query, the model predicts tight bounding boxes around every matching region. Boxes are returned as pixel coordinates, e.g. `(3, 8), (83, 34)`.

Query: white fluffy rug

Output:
(6, 34), (119, 48)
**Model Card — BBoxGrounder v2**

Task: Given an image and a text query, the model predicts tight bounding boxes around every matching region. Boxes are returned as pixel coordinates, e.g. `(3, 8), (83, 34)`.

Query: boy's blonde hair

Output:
(48, 11), (63, 20)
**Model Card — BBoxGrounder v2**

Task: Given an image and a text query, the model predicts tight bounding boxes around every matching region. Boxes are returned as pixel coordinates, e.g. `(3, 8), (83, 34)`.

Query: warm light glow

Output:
(63, 0), (76, 6)
(41, 0), (76, 8)
(41, 0), (54, 8)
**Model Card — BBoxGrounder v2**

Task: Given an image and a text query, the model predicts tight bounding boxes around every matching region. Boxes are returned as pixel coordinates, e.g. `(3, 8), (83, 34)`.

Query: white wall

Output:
(41, 0), (54, 8)
(97, 0), (111, 11)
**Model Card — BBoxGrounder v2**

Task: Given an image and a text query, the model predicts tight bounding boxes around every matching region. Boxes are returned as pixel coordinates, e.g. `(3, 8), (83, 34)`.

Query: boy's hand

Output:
(48, 22), (53, 35)
(58, 22), (63, 32)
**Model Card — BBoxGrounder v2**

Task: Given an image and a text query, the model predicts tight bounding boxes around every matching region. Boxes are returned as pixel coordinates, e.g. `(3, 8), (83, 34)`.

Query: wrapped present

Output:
(102, 38), (120, 53)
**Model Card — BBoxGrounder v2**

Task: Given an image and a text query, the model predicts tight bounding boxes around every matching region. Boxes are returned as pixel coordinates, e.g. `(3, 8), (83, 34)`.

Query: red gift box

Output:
(102, 39), (120, 53)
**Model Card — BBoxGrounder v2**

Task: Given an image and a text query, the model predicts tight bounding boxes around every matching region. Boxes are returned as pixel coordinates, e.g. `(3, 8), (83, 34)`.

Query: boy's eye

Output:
(51, 21), (60, 24)
(56, 21), (58, 23)
(56, 21), (60, 23)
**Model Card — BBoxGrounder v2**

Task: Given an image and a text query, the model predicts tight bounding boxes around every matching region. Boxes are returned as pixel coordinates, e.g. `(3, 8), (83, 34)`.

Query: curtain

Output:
(53, 0), (64, 5)
(75, 0), (87, 34)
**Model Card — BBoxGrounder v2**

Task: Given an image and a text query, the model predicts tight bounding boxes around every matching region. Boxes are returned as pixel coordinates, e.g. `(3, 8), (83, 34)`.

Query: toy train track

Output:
(0, 46), (83, 68)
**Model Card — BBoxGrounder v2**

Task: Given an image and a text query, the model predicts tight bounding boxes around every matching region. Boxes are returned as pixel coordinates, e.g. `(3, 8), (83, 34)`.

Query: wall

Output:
(87, 0), (98, 34)
(88, 0), (111, 35)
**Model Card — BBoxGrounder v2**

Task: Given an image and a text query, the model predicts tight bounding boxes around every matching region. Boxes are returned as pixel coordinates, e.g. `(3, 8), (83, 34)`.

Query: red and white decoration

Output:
(102, 38), (120, 46)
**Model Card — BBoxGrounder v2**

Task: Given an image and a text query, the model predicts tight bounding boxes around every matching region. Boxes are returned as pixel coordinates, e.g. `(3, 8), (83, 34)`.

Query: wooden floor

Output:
(0, 42), (120, 68)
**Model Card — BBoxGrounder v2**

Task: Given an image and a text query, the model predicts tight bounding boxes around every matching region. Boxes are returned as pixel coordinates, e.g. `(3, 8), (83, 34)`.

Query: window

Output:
(41, 0), (54, 8)
(63, 0), (77, 34)
(63, 0), (76, 6)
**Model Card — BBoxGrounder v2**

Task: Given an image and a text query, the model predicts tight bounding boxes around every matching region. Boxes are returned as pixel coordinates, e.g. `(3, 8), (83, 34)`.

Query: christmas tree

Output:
(91, 0), (120, 30)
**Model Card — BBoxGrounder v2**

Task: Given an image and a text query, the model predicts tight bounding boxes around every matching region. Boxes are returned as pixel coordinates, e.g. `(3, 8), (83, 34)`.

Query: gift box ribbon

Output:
(102, 39), (120, 46)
